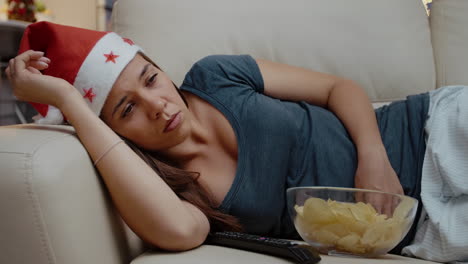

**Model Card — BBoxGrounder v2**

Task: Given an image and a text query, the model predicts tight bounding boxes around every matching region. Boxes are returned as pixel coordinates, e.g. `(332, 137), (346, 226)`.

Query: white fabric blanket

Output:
(402, 86), (468, 263)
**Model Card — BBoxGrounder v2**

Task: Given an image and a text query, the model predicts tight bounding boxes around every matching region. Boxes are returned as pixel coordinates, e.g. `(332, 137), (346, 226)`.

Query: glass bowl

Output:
(286, 187), (418, 257)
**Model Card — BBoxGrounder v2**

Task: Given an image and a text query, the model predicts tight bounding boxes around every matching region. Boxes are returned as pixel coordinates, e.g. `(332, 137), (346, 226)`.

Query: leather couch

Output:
(2, 0), (467, 263)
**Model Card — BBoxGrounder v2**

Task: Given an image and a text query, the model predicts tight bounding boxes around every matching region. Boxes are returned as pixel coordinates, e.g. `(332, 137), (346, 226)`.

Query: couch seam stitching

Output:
(0, 132), (72, 155)
(31, 133), (76, 155)
(0, 126), (77, 156)
(441, 1), (447, 87)
(24, 153), (57, 264)
(439, 1), (447, 87)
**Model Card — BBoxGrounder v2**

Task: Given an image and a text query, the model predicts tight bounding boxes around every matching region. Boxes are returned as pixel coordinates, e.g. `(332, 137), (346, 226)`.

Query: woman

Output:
(6, 22), (467, 262)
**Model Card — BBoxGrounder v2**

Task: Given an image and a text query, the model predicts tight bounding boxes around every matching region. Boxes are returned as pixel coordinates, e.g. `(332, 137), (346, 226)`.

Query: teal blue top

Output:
(180, 55), (429, 251)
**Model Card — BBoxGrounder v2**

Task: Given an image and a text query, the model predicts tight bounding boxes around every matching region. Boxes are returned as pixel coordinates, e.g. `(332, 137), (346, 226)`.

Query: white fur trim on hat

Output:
(73, 32), (142, 117)
(32, 105), (64, 124)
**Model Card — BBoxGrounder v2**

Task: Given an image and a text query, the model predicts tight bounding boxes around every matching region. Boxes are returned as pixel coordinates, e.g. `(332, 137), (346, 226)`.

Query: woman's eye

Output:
(122, 103), (134, 118)
(146, 73), (158, 86)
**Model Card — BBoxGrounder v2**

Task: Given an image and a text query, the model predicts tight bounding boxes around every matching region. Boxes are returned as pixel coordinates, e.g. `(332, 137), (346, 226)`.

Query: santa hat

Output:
(18, 21), (142, 124)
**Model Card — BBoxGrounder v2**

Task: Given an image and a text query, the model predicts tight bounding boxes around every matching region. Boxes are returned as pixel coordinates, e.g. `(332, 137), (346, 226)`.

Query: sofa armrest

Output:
(0, 124), (145, 264)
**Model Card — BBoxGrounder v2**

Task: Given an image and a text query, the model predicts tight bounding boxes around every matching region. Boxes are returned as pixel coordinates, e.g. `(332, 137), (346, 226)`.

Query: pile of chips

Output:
(294, 197), (414, 255)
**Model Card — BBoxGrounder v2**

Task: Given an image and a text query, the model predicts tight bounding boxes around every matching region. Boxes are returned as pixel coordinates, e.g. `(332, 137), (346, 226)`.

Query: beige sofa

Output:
(1, 0), (467, 263)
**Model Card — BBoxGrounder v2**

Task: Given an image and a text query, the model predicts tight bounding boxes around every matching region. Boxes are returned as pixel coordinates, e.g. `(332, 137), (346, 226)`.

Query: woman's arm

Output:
(256, 58), (382, 150)
(60, 93), (210, 250)
(256, 58), (404, 213)
(7, 50), (210, 251)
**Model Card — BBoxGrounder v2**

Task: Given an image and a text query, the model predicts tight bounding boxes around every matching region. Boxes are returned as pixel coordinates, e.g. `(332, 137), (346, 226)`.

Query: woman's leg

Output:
(403, 85), (468, 262)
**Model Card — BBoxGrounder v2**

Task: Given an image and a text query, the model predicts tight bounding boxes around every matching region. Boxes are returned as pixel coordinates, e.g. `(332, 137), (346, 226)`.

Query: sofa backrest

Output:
(430, 0), (468, 88)
(111, 0), (435, 102)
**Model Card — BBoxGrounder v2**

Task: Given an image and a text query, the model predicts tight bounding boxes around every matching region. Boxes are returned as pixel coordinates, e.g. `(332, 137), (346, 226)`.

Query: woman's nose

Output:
(144, 97), (165, 120)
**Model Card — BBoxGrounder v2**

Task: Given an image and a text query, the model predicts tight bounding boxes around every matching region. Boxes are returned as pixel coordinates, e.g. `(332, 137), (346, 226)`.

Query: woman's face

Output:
(101, 54), (191, 151)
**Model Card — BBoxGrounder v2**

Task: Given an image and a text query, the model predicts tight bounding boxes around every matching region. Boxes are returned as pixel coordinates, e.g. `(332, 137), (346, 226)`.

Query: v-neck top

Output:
(179, 55), (429, 248)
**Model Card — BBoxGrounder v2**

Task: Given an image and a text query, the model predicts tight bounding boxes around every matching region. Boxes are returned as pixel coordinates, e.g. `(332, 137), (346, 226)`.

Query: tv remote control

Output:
(205, 231), (321, 264)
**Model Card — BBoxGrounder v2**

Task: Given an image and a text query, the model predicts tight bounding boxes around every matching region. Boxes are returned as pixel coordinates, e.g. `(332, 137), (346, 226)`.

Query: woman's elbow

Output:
(147, 224), (209, 251)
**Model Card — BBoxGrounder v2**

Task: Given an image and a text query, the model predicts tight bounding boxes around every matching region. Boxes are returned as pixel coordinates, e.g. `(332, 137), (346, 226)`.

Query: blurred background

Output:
(0, 0), (113, 125)
(0, 0), (433, 126)
(0, 0), (114, 30)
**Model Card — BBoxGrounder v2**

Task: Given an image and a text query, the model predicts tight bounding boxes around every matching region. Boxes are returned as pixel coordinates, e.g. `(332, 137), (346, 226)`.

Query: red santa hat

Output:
(18, 21), (142, 124)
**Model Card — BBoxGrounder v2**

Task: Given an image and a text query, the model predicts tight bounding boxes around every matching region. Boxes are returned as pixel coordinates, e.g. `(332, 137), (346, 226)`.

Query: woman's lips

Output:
(164, 111), (182, 133)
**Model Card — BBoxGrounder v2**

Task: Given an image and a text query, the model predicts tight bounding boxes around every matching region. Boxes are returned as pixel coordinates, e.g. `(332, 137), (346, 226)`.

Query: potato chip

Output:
(321, 223), (349, 237)
(294, 204), (304, 217)
(312, 229), (340, 245)
(329, 202), (354, 220)
(374, 214), (388, 222)
(294, 213), (315, 236)
(303, 198), (336, 224)
(350, 202), (376, 222)
(373, 231), (399, 251)
(361, 220), (389, 246)
(339, 216), (367, 235)
(337, 233), (364, 254)
(393, 198), (415, 220)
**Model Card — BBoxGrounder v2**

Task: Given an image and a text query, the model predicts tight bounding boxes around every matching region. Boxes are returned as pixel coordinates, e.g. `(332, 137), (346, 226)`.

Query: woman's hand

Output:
(354, 145), (404, 217)
(5, 50), (76, 108)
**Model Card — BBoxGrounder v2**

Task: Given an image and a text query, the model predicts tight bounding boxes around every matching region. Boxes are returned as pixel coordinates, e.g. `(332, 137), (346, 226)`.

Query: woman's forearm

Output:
(327, 79), (385, 156)
(58, 91), (209, 250)
(327, 80), (404, 198)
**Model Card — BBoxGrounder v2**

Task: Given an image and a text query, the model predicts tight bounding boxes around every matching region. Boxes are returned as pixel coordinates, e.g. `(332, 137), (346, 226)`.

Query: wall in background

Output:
(41, 0), (105, 30)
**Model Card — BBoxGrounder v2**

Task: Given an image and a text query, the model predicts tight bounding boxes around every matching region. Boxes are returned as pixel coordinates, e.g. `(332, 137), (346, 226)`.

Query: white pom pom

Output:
(33, 105), (64, 124)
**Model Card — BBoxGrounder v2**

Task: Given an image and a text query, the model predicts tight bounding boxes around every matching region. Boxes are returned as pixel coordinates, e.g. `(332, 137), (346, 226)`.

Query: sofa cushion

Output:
(131, 245), (436, 264)
(430, 0), (468, 88)
(112, 0), (435, 102)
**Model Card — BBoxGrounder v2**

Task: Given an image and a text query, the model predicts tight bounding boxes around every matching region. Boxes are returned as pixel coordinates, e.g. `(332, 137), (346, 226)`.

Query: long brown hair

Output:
(120, 52), (243, 232)
(124, 138), (243, 232)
